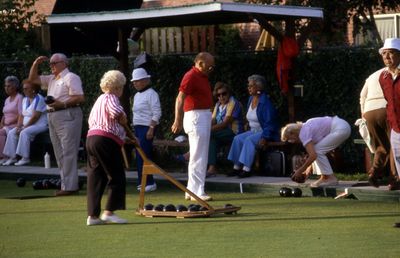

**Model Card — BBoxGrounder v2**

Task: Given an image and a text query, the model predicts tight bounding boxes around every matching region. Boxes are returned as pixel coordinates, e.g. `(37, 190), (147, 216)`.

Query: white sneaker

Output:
(137, 185), (141, 190)
(100, 213), (127, 224)
(310, 176), (338, 187)
(86, 216), (105, 226)
(145, 183), (157, 192)
(14, 158), (30, 166)
(2, 158), (17, 166)
(185, 193), (191, 200)
(0, 158), (8, 165)
(190, 195), (213, 201)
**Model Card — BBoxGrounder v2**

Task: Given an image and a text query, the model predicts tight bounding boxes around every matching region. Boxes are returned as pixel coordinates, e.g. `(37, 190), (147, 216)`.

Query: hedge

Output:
(0, 47), (384, 173)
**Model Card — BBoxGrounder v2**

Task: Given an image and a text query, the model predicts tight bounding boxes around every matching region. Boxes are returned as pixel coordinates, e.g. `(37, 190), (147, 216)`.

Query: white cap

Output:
(379, 38), (400, 54)
(131, 68), (151, 82)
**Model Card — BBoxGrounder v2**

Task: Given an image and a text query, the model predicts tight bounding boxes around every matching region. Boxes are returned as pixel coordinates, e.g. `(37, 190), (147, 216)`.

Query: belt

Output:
(47, 106), (79, 113)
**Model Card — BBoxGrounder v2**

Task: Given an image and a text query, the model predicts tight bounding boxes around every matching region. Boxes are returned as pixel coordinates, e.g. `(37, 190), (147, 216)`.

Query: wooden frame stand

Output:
(134, 146), (241, 218)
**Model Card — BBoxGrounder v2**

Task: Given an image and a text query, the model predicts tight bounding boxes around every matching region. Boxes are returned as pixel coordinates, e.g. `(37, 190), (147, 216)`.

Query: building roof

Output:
(46, 1), (323, 27)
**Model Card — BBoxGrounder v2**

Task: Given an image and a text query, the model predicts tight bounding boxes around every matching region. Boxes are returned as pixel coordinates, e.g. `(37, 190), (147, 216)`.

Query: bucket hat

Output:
(131, 68), (151, 82)
(379, 38), (400, 54)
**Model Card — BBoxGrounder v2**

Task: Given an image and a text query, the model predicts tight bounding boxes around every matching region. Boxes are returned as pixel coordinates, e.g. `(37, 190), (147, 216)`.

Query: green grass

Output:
(0, 179), (399, 258)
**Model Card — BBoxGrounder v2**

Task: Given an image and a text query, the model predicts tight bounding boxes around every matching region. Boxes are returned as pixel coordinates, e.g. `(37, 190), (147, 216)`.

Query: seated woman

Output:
(227, 74), (280, 178)
(0, 76), (23, 164)
(2, 79), (48, 166)
(206, 82), (243, 177)
(281, 116), (351, 187)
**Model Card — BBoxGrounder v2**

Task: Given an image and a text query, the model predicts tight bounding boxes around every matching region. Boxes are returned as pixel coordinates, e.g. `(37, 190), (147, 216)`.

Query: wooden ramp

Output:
(133, 145), (241, 218)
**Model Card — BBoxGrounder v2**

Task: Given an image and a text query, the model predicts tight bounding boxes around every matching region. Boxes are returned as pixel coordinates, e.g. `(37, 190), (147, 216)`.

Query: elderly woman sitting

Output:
(0, 76), (23, 164)
(227, 74), (280, 178)
(2, 79), (48, 166)
(281, 116), (351, 187)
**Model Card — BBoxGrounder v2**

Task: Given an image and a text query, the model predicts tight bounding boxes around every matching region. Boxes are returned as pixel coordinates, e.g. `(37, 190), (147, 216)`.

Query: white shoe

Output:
(145, 183), (157, 192)
(190, 195), (213, 201)
(185, 193), (191, 200)
(310, 176), (338, 187)
(86, 216), (105, 226)
(0, 158), (8, 165)
(2, 158), (17, 166)
(14, 158), (30, 166)
(100, 213), (127, 224)
(137, 185), (141, 190)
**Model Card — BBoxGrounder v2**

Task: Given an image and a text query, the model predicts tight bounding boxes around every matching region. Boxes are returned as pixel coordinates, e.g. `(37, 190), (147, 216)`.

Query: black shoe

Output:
(227, 169), (240, 177)
(238, 171), (252, 178)
(393, 222), (400, 228)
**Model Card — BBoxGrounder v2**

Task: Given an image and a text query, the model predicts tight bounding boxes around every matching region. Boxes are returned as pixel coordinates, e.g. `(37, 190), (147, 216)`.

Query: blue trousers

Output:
(134, 125), (155, 186)
(227, 131), (262, 169)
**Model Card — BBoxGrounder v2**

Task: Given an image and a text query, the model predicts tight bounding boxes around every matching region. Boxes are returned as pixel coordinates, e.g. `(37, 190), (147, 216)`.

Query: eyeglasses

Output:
(49, 61), (63, 66)
(217, 91), (227, 97)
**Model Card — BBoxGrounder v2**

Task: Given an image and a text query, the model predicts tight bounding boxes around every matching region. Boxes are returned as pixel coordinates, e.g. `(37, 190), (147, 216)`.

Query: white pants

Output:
(183, 110), (211, 196)
(3, 124), (48, 159)
(312, 116), (351, 175)
(390, 129), (400, 178)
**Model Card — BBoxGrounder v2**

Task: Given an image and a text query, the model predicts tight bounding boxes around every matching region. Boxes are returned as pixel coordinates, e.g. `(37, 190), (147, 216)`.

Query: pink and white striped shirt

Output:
(87, 93), (126, 146)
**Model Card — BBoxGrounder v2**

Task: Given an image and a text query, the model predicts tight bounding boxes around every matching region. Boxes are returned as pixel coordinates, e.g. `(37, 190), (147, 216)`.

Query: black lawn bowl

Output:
(279, 187), (285, 197)
(44, 95), (55, 104)
(291, 172), (306, 184)
(282, 187), (292, 197)
(176, 205), (187, 212)
(199, 206), (208, 211)
(144, 203), (154, 211)
(292, 188), (302, 197)
(41, 179), (50, 189)
(153, 204), (164, 212)
(16, 178), (26, 187)
(188, 205), (200, 212)
(32, 180), (43, 190)
(163, 204), (176, 212)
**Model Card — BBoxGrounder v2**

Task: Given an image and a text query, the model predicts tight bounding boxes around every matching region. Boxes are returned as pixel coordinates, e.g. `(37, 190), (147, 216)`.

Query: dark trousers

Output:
(134, 125), (155, 186)
(86, 136), (126, 217)
(364, 108), (395, 177)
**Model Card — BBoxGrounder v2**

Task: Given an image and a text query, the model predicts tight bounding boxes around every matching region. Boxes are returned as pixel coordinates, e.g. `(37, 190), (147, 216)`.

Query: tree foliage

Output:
(0, 0), (45, 60)
(236, 0), (400, 47)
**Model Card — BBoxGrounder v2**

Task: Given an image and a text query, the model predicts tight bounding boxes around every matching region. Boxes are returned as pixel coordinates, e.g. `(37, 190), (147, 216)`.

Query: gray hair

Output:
(4, 75), (20, 89)
(52, 53), (69, 65)
(248, 74), (266, 90)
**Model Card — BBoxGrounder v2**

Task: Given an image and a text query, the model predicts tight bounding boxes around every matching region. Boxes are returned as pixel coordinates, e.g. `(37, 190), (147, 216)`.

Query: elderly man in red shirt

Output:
(378, 38), (400, 227)
(171, 52), (215, 201)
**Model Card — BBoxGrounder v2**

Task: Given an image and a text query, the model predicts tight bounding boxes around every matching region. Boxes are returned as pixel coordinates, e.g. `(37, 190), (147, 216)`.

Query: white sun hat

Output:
(379, 38), (400, 54)
(131, 68), (151, 82)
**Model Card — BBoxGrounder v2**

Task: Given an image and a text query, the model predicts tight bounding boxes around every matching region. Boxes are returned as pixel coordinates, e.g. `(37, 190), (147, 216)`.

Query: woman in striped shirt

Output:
(86, 70), (133, 226)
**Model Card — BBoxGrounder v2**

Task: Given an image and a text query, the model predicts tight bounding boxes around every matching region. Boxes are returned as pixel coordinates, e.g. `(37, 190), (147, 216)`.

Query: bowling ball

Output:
(144, 203), (154, 211)
(279, 187), (285, 197)
(292, 188), (302, 197)
(42, 179), (51, 189)
(282, 187), (292, 197)
(32, 180), (43, 190)
(176, 205), (187, 212)
(16, 177), (26, 187)
(188, 205), (199, 212)
(153, 204), (164, 211)
(199, 206), (208, 211)
(163, 204), (176, 212)
(44, 95), (55, 104)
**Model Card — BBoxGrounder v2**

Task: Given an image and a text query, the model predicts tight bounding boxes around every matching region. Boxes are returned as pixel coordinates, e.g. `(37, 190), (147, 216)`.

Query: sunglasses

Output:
(49, 61), (63, 66)
(217, 91), (228, 97)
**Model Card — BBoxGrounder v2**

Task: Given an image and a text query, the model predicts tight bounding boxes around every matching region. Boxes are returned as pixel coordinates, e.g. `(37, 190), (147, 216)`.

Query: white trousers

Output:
(312, 116), (351, 175)
(3, 124), (48, 159)
(390, 129), (400, 177)
(183, 110), (211, 196)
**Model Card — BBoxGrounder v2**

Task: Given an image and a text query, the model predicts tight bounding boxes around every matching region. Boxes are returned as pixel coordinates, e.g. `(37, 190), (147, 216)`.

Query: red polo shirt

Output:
(379, 70), (400, 133)
(179, 66), (212, 112)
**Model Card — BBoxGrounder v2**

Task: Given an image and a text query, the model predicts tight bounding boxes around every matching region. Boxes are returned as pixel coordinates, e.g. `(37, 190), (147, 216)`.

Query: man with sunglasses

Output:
(29, 53), (85, 196)
(171, 52), (215, 201)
